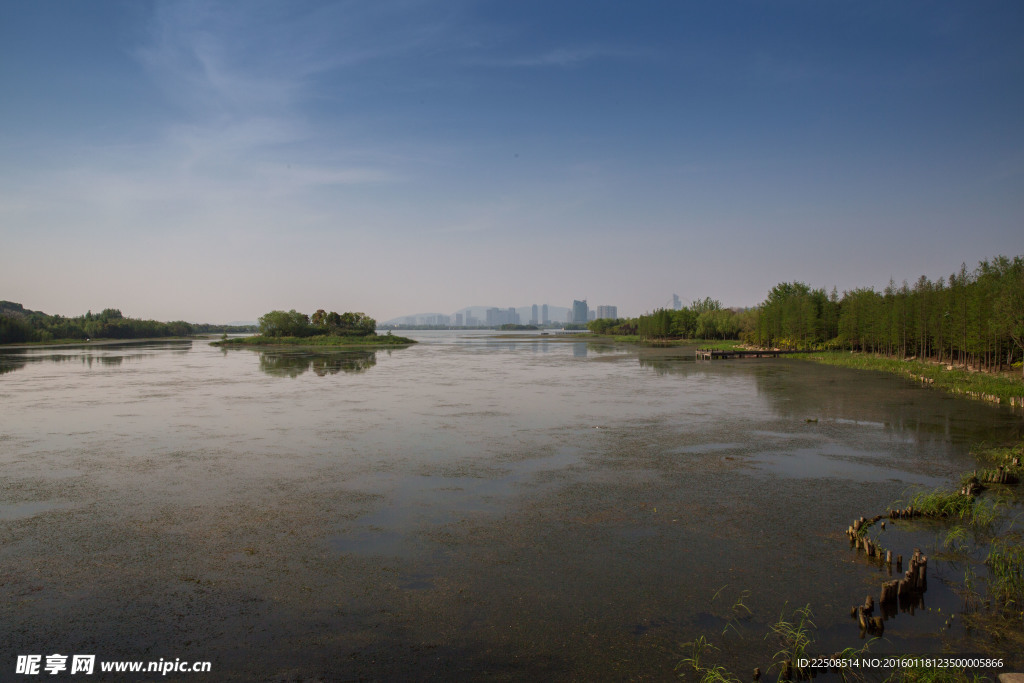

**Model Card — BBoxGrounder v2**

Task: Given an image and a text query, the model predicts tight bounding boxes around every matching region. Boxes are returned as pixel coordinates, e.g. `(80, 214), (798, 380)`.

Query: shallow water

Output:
(1, 333), (1022, 680)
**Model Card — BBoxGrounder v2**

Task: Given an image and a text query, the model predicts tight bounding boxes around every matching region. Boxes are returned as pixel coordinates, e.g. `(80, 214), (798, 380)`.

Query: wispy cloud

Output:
(481, 45), (654, 68)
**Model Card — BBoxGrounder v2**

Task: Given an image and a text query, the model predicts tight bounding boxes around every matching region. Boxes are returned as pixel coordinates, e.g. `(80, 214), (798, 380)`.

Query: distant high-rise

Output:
(530, 304), (538, 325)
(672, 293), (682, 310)
(541, 304), (549, 324)
(455, 313), (464, 326)
(486, 307), (519, 326)
(572, 299), (589, 324)
(596, 305), (618, 319)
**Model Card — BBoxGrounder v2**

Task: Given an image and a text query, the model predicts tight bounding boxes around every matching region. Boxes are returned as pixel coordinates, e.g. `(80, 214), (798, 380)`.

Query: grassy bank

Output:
(791, 351), (1024, 407)
(593, 335), (746, 349)
(211, 333), (416, 347)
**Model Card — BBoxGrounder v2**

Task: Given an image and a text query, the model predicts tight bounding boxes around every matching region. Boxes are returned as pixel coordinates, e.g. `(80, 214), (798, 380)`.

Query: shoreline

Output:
(210, 333), (417, 348)
(790, 351), (1024, 408)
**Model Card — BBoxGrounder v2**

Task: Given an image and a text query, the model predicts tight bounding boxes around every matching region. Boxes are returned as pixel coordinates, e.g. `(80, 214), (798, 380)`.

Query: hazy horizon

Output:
(3, 1), (1023, 323)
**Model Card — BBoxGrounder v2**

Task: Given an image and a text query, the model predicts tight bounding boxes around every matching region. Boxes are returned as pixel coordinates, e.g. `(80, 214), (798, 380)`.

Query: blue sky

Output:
(2, 1), (1022, 322)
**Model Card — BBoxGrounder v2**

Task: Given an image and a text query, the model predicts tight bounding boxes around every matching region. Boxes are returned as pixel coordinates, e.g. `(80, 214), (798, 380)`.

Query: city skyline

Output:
(2, 2), (1022, 323)
(384, 300), (626, 327)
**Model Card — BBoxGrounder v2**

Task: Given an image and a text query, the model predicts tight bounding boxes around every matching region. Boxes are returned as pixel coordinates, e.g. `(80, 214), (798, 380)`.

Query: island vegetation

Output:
(211, 309), (415, 347)
(0, 301), (255, 345)
(498, 323), (538, 331)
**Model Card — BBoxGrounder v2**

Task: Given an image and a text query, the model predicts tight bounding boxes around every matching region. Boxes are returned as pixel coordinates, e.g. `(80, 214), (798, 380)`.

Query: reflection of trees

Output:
(749, 362), (1024, 443)
(637, 356), (698, 376)
(0, 341), (190, 375)
(257, 350), (377, 378)
(0, 354), (28, 375)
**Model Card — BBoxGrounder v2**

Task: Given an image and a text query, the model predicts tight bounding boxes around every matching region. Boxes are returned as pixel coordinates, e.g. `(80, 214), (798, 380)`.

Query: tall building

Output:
(572, 299), (589, 324)
(486, 308), (519, 326)
(541, 304), (549, 324)
(530, 304), (538, 325)
(455, 313), (463, 326)
(672, 293), (682, 310)
(596, 305), (618, 319)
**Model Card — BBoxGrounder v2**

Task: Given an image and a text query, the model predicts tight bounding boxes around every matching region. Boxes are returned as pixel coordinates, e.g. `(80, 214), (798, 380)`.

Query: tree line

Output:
(589, 254), (1024, 374)
(0, 302), (249, 344)
(751, 256), (1024, 372)
(257, 309), (377, 338)
(588, 297), (756, 341)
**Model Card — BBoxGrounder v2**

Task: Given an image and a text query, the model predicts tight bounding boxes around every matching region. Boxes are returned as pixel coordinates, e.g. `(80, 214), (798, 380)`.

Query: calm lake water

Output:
(1, 332), (1022, 680)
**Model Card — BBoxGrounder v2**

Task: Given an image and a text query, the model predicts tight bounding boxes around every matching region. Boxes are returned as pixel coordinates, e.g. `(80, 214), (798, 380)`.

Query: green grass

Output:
(603, 336), (746, 349)
(211, 333), (416, 347)
(766, 604), (814, 677)
(790, 352), (1024, 405)
(908, 489), (976, 520)
(986, 539), (1024, 613)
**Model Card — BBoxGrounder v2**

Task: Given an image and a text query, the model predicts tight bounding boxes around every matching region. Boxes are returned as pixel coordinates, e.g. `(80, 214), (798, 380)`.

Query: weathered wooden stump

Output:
(881, 580), (899, 605)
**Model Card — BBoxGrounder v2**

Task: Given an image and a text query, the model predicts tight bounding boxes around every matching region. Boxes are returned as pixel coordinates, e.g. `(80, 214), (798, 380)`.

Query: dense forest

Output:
(0, 301), (255, 344)
(592, 254), (1024, 374)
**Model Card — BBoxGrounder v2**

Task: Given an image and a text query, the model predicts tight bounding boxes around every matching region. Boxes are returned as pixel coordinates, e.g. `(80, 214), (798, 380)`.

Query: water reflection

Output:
(637, 354), (695, 374)
(0, 340), (192, 375)
(748, 360), (1024, 443)
(255, 349), (377, 378)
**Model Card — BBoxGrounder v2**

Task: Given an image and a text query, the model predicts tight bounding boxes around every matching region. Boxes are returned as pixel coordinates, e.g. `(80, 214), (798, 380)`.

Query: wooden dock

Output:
(695, 348), (798, 360)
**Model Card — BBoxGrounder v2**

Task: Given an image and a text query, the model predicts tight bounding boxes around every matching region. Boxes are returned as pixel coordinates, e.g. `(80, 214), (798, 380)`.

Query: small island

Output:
(212, 309), (416, 347)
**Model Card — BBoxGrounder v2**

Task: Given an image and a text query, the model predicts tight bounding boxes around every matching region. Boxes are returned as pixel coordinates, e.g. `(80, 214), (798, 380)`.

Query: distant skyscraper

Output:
(572, 299), (589, 324)
(541, 304), (549, 324)
(530, 304), (538, 325)
(455, 313), (463, 326)
(486, 307), (519, 326)
(672, 293), (682, 310)
(596, 305), (617, 319)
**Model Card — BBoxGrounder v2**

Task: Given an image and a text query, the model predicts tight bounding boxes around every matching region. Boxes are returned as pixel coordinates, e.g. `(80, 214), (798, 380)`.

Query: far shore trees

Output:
(257, 309), (377, 338)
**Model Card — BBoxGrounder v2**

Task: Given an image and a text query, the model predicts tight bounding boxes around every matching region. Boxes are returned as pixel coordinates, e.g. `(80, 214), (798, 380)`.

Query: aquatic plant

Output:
(676, 636), (741, 683)
(986, 539), (1024, 614)
(766, 604), (814, 679)
(908, 489), (974, 520)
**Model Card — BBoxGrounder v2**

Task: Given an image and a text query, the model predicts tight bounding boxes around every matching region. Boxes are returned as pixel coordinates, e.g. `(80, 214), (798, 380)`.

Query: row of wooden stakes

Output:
(846, 513), (929, 636)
